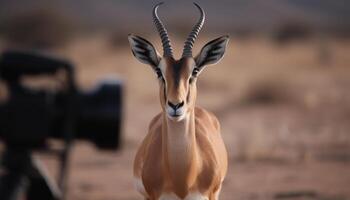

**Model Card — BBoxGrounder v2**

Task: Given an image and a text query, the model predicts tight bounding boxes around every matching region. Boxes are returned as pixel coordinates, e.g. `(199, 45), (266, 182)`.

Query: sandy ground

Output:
(2, 35), (350, 199)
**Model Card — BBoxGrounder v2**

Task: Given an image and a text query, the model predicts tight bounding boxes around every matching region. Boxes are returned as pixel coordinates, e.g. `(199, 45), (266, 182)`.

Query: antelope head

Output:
(128, 2), (229, 122)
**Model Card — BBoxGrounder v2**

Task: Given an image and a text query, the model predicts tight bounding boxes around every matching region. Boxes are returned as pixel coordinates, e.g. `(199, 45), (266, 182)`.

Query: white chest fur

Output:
(135, 178), (208, 200)
(134, 178), (148, 197)
(160, 192), (208, 200)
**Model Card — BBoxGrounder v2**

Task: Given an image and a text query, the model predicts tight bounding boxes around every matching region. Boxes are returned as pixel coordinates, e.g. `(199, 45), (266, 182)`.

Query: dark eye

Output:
(157, 71), (162, 79)
(192, 67), (199, 77)
(155, 68), (163, 79)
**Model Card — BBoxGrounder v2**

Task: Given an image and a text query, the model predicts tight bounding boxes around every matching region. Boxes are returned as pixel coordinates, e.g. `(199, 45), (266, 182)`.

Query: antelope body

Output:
(128, 3), (229, 200)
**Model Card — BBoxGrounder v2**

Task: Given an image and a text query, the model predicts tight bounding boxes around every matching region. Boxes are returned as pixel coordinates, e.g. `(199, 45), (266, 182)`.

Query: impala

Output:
(128, 2), (229, 200)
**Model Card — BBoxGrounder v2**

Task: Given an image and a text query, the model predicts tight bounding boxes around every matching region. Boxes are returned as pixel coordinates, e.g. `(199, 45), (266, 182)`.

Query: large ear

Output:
(195, 35), (229, 70)
(128, 34), (161, 68)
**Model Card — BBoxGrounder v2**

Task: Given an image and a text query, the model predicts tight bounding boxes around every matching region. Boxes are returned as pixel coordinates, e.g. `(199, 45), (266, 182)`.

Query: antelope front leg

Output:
(211, 184), (222, 200)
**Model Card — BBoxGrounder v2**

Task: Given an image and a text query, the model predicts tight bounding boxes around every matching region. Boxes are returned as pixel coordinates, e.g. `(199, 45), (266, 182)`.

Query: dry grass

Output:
(1, 35), (350, 199)
(0, 8), (76, 49)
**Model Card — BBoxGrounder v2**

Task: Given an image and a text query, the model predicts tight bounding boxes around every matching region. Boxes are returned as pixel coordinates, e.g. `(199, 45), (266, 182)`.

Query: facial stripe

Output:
(173, 60), (184, 87)
(162, 57), (194, 105)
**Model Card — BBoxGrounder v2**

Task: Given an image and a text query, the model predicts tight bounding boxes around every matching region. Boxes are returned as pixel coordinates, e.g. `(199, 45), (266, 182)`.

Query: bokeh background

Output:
(0, 0), (350, 199)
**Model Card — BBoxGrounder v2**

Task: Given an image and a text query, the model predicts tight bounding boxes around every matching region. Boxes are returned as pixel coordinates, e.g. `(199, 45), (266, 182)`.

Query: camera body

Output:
(0, 50), (123, 150)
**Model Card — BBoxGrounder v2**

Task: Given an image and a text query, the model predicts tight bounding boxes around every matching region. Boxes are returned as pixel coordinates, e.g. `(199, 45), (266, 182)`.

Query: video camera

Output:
(0, 50), (123, 149)
(0, 50), (123, 200)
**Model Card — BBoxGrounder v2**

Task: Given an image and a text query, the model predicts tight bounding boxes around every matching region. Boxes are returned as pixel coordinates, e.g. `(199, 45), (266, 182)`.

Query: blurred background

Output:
(0, 0), (350, 199)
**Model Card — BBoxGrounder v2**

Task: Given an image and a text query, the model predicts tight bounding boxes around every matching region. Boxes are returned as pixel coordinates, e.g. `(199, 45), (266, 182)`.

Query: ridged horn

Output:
(153, 2), (173, 57)
(182, 3), (205, 58)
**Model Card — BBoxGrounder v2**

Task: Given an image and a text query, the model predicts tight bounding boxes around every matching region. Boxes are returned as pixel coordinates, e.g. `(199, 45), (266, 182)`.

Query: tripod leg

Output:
(0, 149), (30, 200)
(0, 171), (28, 200)
(27, 158), (62, 200)
(57, 142), (72, 200)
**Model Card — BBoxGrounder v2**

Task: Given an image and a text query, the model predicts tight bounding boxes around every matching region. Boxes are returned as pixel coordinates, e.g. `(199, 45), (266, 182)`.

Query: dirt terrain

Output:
(3, 35), (350, 200)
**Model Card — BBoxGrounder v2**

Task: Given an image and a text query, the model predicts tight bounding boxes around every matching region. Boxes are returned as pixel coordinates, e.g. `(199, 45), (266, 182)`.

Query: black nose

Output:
(168, 101), (184, 110)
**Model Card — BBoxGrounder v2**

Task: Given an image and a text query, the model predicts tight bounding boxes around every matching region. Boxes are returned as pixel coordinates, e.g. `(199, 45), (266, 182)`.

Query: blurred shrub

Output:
(331, 26), (350, 39)
(241, 80), (290, 106)
(272, 21), (313, 44)
(0, 8), (75, 49)
(231, 27), (256, 40)
(109, 31), (130, 49)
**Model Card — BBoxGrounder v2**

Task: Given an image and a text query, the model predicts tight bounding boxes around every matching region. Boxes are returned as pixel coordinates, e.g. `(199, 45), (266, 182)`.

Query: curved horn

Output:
(153, 2), (173, 57)
(182, 3), (205, 58)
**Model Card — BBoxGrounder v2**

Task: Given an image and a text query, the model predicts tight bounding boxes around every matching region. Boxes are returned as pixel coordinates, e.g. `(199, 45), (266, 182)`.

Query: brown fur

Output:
(134, 57), (228, 200)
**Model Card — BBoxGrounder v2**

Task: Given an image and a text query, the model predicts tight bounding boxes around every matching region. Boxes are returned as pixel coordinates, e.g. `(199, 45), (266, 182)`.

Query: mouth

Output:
(167, 112), (185, 121)
(166, 106), (186, 121)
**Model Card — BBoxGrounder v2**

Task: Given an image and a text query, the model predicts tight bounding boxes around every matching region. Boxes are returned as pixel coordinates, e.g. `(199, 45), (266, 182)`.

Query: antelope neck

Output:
(162, 108), (198, 193)
(163, 108), (196, 140)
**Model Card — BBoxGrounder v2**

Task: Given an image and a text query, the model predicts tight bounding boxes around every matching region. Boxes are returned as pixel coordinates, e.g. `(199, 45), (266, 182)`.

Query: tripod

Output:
(0, 146), (71, 200)
(0, 50), (76, 200)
